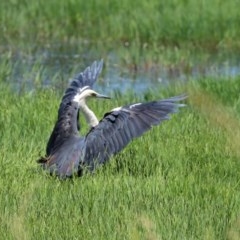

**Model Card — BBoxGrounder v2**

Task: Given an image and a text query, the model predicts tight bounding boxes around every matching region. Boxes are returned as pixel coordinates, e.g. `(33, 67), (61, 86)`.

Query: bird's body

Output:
(38, 60), (186, 178)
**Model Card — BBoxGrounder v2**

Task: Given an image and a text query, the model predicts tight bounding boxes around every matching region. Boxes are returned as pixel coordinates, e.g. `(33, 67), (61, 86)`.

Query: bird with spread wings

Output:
(38, 60), (186, 178)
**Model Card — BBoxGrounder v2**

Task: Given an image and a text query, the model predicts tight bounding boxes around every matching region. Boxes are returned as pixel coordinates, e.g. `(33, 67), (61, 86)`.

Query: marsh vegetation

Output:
(0, 0), (240, 239)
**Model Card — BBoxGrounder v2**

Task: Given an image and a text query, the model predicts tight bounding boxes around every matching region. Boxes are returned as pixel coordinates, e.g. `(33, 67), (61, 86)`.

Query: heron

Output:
(38, 60), (186, 178)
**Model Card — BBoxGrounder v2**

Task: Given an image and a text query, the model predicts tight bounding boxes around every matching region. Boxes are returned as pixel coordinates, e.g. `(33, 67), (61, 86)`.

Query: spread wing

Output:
(46, 60), (103, 156)
(58, 59), (103, 117)
(83, 95), (186, 170)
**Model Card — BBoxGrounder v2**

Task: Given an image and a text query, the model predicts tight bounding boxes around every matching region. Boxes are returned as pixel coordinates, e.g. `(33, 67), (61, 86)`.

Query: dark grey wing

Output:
(83, 95), (186, 170)
(46, 60), (103, 156)
(39, 136), (84, 179)
(58, 59), (103, 116)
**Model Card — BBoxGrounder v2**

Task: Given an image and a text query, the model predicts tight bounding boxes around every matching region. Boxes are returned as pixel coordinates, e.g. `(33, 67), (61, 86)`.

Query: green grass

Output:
(0, 77), (240, 239)
(1, 0), (239, 91)
(1, 0), (240, 51)
(1, 1), (239, 239)
(1, 0), (240, 94)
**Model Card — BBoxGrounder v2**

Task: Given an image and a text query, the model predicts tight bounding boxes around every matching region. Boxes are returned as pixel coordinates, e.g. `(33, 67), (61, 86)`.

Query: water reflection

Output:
(1, 48), (240, 94)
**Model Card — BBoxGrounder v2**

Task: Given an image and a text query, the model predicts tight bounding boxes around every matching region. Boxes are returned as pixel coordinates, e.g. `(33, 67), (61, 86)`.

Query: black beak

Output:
(95, 93), (111, 99)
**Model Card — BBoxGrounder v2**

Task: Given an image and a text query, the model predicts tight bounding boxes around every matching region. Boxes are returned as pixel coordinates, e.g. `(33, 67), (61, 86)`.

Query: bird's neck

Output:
(79, 100), (99, 128)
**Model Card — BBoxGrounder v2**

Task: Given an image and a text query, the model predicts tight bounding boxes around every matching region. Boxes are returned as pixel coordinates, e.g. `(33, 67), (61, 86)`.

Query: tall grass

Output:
(1, 0), (240, 51)
(0, 1), (240, 238)
(0, 76), (240, 239)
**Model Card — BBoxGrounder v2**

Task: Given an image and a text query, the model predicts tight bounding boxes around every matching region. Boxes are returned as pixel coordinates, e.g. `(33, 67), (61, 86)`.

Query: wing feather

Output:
(83, 95), (186, 168)
(58, 60), (103, 116)
(46, 60), (103, 156)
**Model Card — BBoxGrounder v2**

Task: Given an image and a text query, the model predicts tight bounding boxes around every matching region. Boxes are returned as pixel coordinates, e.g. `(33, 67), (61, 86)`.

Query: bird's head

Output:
(73, 87), (110, 104)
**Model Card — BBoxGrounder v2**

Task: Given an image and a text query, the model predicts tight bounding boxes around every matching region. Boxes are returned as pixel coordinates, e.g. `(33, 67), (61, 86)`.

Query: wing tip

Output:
(61, 59), (104, 103)
(84, 59), (104, 78)
(169, 94), (188, 102)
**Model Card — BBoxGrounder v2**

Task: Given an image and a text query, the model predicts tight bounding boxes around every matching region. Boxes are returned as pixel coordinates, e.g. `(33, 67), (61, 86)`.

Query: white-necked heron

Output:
(38, 60), (186, 178)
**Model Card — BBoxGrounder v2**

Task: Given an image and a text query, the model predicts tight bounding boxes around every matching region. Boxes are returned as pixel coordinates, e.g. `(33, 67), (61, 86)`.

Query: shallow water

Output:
(1, 47), (240, 94)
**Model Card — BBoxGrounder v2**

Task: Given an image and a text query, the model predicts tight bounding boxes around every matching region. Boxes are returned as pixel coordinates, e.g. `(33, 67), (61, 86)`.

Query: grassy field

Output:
(1, 0), (239, 91)
(0, 76), (240, 240)
(0, 0), (240, 239)
(1, 0), (240, 96)
(1, 0), (240, 51)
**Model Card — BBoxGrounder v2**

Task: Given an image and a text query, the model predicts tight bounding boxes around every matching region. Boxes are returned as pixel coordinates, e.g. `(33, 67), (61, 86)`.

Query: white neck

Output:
(79, 100), (99, 128)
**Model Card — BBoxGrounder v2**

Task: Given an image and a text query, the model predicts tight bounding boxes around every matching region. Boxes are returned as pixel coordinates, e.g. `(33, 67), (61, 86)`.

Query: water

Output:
(1, 47), (240, 94)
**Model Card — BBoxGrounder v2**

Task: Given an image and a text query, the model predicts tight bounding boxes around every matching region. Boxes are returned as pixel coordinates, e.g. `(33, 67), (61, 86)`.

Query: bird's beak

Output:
(95, 93), (111, 99)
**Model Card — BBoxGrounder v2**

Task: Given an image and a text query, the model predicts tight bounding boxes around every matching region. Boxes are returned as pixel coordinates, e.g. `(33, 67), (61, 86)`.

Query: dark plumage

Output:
(38, 60), (186, 178)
